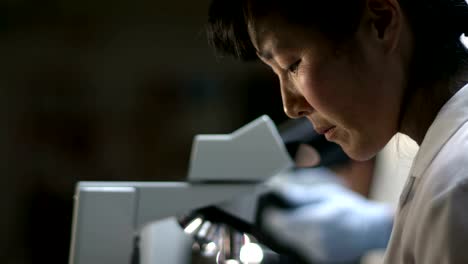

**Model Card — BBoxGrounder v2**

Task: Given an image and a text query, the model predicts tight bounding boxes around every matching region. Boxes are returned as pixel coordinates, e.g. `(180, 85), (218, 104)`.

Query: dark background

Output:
(0, 1), (287, 263)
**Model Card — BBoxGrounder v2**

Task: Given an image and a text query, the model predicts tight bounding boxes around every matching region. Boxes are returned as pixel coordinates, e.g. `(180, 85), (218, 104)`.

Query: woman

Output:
(206, 0), (468, 263)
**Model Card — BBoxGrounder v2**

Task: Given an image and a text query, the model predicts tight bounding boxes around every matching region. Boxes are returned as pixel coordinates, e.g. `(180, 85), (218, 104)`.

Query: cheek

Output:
(297, 63), (352, 118)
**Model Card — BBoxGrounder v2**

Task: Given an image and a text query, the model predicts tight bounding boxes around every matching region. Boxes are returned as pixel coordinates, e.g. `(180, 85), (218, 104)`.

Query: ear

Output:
(365, 0), (402, 52)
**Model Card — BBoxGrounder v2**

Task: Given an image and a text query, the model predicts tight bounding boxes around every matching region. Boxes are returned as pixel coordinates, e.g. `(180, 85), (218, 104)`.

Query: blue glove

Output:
(259, 168), (394, 264)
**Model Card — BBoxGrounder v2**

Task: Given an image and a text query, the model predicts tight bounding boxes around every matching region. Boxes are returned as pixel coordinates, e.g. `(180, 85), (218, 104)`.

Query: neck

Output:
(399, 67), (468, 145)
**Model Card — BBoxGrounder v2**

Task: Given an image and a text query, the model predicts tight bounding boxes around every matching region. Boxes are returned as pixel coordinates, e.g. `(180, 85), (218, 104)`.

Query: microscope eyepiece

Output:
(279, 117), (350, 167)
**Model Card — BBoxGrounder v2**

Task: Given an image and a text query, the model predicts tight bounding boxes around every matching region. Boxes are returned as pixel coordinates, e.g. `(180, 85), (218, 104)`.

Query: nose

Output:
(280, 78), (313, 119)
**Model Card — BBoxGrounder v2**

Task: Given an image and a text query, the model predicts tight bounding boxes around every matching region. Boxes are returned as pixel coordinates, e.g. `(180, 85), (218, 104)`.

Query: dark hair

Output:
(207, 0), (366, 60)
(207, 0), (468, 80)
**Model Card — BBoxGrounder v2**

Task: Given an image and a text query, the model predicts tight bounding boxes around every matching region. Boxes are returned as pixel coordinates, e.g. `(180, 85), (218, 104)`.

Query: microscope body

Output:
(69, 116), (294, 264)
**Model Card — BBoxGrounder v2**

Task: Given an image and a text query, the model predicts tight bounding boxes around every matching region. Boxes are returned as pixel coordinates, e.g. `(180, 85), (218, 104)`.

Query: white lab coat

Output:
(383, 83), (468, 263)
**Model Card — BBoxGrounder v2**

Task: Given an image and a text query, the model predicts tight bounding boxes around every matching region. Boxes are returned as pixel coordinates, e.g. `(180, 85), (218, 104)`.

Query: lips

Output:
(305, 117), (335, 135)
(315, 126), (336, 135)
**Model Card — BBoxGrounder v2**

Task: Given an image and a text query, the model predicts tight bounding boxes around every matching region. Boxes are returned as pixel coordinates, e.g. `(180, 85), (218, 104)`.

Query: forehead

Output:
(247, 15), (329, 58)
(248, 14), (289, 49)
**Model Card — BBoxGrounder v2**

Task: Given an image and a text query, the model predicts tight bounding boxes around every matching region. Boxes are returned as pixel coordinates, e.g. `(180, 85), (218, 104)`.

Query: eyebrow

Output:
(257, 40), (290, 62)
(257, 50), (273, 61)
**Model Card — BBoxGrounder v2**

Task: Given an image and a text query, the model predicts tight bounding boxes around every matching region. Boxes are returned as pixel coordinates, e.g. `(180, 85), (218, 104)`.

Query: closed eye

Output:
(287, 59), (301, 74)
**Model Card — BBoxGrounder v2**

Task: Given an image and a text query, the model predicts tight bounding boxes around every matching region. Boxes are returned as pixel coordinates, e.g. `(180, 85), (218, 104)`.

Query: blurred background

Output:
(0, 1), (289, 263)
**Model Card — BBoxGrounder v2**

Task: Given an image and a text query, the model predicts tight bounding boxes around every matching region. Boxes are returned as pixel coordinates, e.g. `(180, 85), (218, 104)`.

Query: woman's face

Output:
(249, 14), (408, 161)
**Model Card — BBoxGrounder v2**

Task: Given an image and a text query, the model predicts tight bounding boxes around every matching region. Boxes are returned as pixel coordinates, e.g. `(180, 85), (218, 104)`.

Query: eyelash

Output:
(287, 60), (301, 74)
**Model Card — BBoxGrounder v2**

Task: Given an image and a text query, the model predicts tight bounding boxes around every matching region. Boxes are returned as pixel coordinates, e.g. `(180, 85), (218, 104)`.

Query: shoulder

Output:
(411, 163), (468, 263)
(423, 175), (468, 263)
(414, 119), (468, 235)
(386, 122), (468, 263)
(425, 121), (468, 190)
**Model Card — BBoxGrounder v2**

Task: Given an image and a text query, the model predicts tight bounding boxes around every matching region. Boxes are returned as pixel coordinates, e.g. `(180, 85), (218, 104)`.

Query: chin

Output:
(340, 142), (379, 161)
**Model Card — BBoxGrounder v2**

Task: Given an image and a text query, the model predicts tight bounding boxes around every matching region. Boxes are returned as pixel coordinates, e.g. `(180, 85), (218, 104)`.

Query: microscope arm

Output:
(69, 115), (293, 264)
(69, 181), (267, 264)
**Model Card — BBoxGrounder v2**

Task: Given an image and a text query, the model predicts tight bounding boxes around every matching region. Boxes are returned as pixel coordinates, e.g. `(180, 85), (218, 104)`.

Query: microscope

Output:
(68, 115), (347, 264)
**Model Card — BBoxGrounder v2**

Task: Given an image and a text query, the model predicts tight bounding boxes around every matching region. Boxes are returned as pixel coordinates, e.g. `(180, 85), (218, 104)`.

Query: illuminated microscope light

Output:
(224, 260), (240, 264)
(183, 217), (203, 234)
(239, 243), (264, 264)
(214, 243), (265, 264)
(202, 242), (219, 256)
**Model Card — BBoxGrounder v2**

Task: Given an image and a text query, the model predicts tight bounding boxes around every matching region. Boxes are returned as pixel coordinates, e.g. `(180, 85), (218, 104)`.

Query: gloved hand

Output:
(257, 168), (394, 264)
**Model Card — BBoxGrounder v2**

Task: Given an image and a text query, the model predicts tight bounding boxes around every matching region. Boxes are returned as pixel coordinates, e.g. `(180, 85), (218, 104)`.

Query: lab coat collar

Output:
(410, 83), (468, 178)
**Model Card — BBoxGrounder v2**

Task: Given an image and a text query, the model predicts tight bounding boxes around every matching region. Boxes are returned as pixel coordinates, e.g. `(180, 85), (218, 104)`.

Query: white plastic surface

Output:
(69, 181), (265, 264)
(140, 218), (192, 264)
(70, 115), (293, 264)
(188, 115), (294, 182)
(69, 186), (136, 264)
